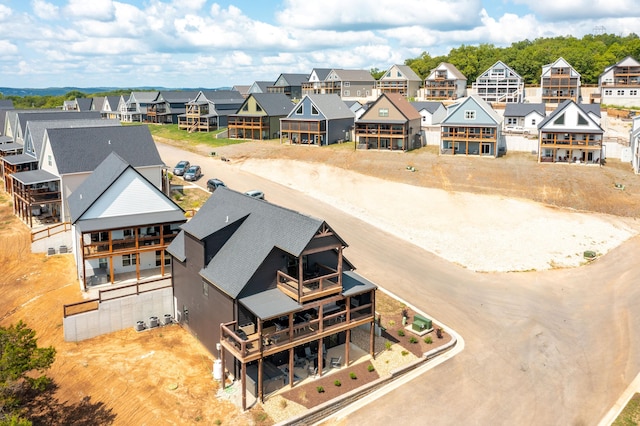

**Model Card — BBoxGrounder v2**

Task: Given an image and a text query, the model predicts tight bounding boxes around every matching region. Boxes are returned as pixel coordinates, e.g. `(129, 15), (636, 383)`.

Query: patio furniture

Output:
(330, 356), (342, 368)
(304, 346), (316, 361)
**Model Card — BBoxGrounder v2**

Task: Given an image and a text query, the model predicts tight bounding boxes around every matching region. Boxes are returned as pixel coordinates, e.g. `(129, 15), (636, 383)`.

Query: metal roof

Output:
(2, 153), (35, 165)
(10, 169), (59, 185)
(342, 270), (378, 297)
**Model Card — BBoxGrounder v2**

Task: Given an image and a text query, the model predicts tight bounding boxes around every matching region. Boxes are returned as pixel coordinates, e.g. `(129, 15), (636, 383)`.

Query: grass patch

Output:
(613, 393), (640, 426)
(145, 124), (246, 148)
(170, 185), (210, 211)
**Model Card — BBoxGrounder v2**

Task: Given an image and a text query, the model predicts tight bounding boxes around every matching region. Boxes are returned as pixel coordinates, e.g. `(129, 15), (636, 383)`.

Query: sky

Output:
(0, 0), (638, 89)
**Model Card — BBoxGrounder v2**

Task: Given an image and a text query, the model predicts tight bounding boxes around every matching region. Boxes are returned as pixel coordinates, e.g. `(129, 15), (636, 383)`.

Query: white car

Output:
(505, 126), (529, 134)
(244, 190), (265, 200)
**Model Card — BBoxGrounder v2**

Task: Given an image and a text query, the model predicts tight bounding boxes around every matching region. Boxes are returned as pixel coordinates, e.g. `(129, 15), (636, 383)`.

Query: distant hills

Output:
(0, 87), (232, 97)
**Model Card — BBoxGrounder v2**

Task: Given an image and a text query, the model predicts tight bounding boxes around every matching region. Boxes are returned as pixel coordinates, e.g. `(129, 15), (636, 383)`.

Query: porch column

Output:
(241, 361), (247, 411)
(258, 358), (264, 403)
(345, 328), (351, 366)
(288, 348), (294, 388)
(317, 339), (323, 377)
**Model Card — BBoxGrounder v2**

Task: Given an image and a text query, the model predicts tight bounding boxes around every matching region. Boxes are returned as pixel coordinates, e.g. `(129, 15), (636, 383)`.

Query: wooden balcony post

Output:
(258, 358), (263, 403)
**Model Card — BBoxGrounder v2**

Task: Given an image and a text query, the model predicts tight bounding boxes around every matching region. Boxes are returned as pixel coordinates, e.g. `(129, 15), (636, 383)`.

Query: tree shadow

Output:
(21, 382), (116, 425)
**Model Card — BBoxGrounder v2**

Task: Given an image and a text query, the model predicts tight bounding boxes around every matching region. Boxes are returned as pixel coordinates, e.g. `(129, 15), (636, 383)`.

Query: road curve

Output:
(156, 141), (640, 426)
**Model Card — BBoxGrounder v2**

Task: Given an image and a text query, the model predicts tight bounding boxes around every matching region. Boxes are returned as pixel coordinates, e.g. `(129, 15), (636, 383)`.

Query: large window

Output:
(378, 108), (389, 117)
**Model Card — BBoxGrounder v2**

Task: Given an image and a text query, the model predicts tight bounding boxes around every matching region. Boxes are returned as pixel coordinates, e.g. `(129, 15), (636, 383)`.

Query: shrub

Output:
(385, 341), (392, 351)
(401, 350), (409, 356)
(316, 386), (325, 393)
(409, 336), (418, 344)
(397, 329), (405, 337)
(388, 319), (396, 327)
(334, 380), (341, 387)
(367, 364), (375, 372)
(349, 372), (357, 380)
(279, 399), (288, 409)
(424, 336), (433, 344)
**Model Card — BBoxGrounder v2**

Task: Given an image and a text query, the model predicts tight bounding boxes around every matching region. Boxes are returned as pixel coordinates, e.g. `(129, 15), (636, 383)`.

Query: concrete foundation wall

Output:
(63, 287), (174, 342)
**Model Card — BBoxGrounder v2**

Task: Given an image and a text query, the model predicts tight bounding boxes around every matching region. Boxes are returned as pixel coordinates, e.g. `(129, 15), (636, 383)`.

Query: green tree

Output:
(370, 67), (386, 80)
(0, 321), (56, 423)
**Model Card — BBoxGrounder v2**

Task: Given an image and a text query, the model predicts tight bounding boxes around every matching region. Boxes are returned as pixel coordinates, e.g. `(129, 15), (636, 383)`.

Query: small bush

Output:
(385, 341), (392, 351)
(316, 386), (325, 393)
(424, 336), (433, 344)
(401, 350), (409, 356)
(349, 372), (357, 380)
(367, 364), (375, 372)
(279, 399), (288, 409)
(334, 380), (341, 387)
(397, 329), (405, 337)
(388, 319), (396, 327)
(409, 336), (418, 344)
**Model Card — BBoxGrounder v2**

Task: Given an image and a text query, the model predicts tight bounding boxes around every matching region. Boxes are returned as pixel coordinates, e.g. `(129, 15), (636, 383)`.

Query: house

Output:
(1, 111), (103, 193)
(411, 101), (447, 126)
(228, 93), (294, 140)
(177, 90), (245, 132)
(166, 187), (377, 409)
(267, 73), (309, 100)
(537, 100), (604, 164)
(630, 116), (640, 173)
(344, 100), (366, 120)
(233, 85), (251, 98)
(502, 103), (546, 133)
(279, 94), (355, 146)
(302, 69), (376, 101)
(247, 81), (273, 95)
(598, 56), (640, 107)
(100, 96), (124, 120)
(354, 93), (422, 151)
(120, 91), (159, 123)
(376, 64), (422, 98)
(62, 97), (94, 112)
(472, 61), (524, 104)
(0, 99), (14, 137)
(541, 57), (581, 104)
(147, 91), (199, 124)
(10, 125), (165, 227)
(439, 95), (504, 157)
(300, 68), (333, 95)
(423, 62), (467, 100)
(67, 152), (186, 290)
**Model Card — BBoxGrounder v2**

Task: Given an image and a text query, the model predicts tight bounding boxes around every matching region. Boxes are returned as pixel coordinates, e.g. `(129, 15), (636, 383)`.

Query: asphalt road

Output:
(158, 142), (640, 426)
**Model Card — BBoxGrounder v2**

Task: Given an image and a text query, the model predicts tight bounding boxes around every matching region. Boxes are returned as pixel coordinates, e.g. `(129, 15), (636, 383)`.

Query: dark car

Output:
(183, 165), (202, 181)
(207, 178), (226, 192)
(173, 160), (190, 176)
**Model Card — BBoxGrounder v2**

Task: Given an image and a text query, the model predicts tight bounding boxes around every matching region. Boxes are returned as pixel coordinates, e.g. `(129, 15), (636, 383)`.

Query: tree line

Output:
(403, 33), (640, 85)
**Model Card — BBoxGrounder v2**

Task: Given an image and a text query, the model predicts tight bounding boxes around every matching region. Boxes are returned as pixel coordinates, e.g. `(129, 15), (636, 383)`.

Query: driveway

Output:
(156, 142), (640, 425)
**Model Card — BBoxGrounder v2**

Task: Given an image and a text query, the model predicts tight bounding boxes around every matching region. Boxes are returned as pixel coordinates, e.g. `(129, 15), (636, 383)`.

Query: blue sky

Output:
(0, 0), (637, 89)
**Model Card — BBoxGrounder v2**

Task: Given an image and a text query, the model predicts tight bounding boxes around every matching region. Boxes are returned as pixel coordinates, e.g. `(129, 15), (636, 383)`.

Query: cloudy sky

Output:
(0, 0), (637, 89)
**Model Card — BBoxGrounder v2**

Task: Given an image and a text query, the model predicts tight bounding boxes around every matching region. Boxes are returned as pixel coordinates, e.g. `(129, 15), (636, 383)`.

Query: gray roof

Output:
(247, 93), (294, 116)
(0, 100), (14, 109)
(342, 270), (378, 297)
(537, 100), (603, 132)
(156, 90), (199, 104)
(249, 81), (273, 94)
(309, 68), (333, 81)
(0, 142), (21, 153)
(68, 151), (185, 229)
(129, 91), (159, 104)
(166, 231), (186, 262)
(411, 101), (444, 114)
(273, 73), (310, 87)
(25, 118), (120, 161)
(75, 98), (93, 111)
(45, 125), (163, 175)
(331, 69), (375, 82)
(10, 169), (59, 186)
(92, 97), (105, 112)
(104, 96), (121, 111)
(388, 65), (421, 81)
(0, 135), (11, 143)
(503, 103), (546, 118)
(578, 102), (601, 118)
(197, 90), (244, 104)
(180, 187), (334, 298)
(2, 153), (36, 165)
(305, 94), (356, 120)
(13, 111), (102, 138)
(239, 288), (303, 320)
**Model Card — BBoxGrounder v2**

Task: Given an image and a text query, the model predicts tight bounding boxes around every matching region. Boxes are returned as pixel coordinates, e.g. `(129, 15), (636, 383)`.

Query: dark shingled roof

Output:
(248, 93), (294, 116)
(180, 187), (344, 298)
(45, 125), (163, 175)
(10, 169), (59, 186)
(411, 101), (444, 114)
(239, 288), (303, 320)
(503, 103), (546, 118)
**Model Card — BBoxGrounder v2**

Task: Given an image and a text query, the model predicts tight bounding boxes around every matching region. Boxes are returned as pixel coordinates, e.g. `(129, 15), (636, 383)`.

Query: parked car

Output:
(173, 160), (190, 176)
(244, 189), (265, 200)
(207, 178), (226, 192)
(183, 165), (202, 181)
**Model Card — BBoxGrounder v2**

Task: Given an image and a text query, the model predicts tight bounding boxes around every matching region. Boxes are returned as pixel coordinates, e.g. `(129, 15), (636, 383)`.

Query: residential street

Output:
(157, 142), (640, 425)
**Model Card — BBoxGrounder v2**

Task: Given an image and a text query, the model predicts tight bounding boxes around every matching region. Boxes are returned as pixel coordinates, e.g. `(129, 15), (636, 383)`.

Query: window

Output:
(631, 90), (638, 96)
(203, 281), (209, 298)
(618, 90), (625, 96)
(122, 253), (137, 267)
(123, 229), (133, 238)
(99, 258), (108, 269)
(295, 105), (303, 115)
(507, 117), (517, 125)
(47, 155), (52, 166)
(464, 110), (476, 120)
(553, 113), (565, 125)
(531, 119), (536, 126)
(155, 250), (171, 267)
(344, 90), (350, 96)
(242, 104), (248, 111)
(605, 89), (612, 96)
(311, 105), (319, 115)
(356, 90), (361, 96)
(378, 108), (389, 117)
(577, 114), (588, 125)
(256, 104), (262, 112)
(344, 82), (350, 87)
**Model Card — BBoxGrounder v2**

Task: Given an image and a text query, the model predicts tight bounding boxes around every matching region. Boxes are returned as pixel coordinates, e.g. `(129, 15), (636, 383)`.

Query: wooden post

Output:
(288, 348), (294, 388)
(317, 339), (323, 377)
(241, 361), (247, 411)
(258, 358), (263, 403)
(346, 328), (351, 366)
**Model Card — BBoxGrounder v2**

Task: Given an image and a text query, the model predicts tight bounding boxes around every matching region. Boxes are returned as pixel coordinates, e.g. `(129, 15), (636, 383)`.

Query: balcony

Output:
(277, 264), (341, 303)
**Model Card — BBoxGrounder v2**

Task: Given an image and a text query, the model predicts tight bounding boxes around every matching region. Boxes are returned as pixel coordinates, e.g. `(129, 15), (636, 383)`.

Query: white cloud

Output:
(276, 0), (483, 30)
(0, 39), (18, 55)
(0, 4), (12, 21)
(31, 0), (59, 20)
(513, 0), (639, 21)
(65, 0), (115, 21)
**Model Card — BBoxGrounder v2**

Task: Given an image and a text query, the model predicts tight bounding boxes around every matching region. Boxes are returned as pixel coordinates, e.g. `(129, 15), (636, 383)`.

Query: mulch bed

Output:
(378, 307), (453, 357)
(280, 361), (379, 408)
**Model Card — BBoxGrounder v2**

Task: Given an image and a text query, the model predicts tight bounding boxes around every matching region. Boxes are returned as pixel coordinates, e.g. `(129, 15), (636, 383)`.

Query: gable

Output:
(238, 96), (267, 116)
(540, 102), (602, 132)
(82, 168), (180, 220)
(443, 97), (499, 125)
(288, 97), (326, 120)
(360, 96), (405, 121)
